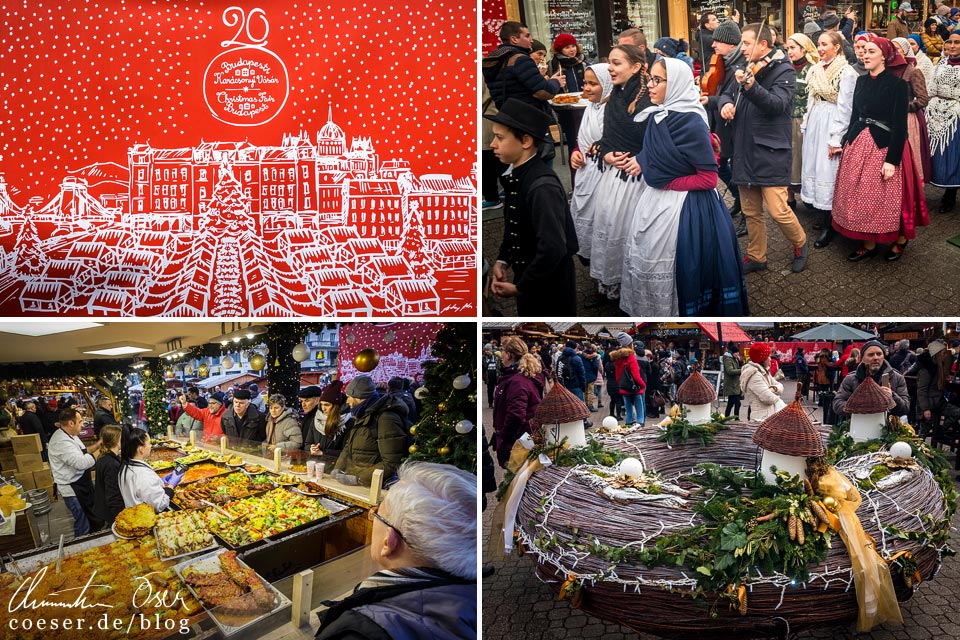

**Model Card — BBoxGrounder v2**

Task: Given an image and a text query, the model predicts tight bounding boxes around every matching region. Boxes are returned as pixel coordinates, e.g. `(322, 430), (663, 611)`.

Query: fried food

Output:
(553, 93), (581, 104)
(183, 551), (275, 614)
(296, 481), (325, 494)
(114, 503), (157, 537)
(180, 463), (225, 484)
(289, 464), (307, 473)
(0, 484), (19, 496)
(243, 464), (265, 474)
(172, 472), (264, 509)
(0, 495), (26, 515)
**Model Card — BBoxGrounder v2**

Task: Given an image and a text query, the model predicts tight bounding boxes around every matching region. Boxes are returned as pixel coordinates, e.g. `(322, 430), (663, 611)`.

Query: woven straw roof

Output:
(676, 370), (716, 405)
(531, 381), (590, 426)
(843, 375), (896, 414)
(752, 399), (825, 457)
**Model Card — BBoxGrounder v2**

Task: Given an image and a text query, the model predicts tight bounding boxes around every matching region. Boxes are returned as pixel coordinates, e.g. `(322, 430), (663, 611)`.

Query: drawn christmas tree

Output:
(15, 217), (47, 276)
(398, 202), (434, 281)
(204, 164), (252, 316)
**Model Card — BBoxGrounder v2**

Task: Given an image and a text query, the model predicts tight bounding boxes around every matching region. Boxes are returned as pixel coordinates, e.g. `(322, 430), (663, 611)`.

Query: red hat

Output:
(748, 342), (772, 363)
(553, 33), (578, 52)
(48, 399), (58, 410)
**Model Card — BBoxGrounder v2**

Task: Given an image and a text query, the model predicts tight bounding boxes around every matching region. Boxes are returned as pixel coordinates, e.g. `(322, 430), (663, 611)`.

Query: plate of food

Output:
(149, 459), (176, 472)
(154, 509), (219, 560)
(225, 455), (244, 467)
(288, 464), (308, 475)
(270, 473), (299, 486)
(242, 464), (266, 475)
(550, 92), (589, 107)
(175, 451), (213, 465)
(294, 481), (325, 497)
(113, 503), (158, 539)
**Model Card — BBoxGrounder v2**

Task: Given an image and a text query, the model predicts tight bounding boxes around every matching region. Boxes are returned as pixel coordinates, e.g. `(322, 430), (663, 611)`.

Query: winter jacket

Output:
(17, 411), (47, 445)
(907, 352), (946, 413)
(581, 353), (600, 384)
(182, 402), (226, 443)
(389, 390), (418, 428)
(722, 352), (742, 397)
(549, 54), (587, 93)
(265, 408), (303, 451)
(718, 52), (796, 186)
(93, 407), (119, 438)
(740, 361), (784, 422)
(315, 569), (476, 640)
(610, 348), (645, 396)
(492, 364), (545, 468)
(93, 450), (124, 525)
(333, 394), (409, 487)
(889, 348), (916, 373)
(304, 411), (354, 461)
(558, 347), (586, 392)
(482, 44), (562, 112)
(220, 406), (266, 442)
(695, 27), (715, 71)
(175, 409), (202, 437)
(833, 361), (909, 418)
(922, 32), (944, 59)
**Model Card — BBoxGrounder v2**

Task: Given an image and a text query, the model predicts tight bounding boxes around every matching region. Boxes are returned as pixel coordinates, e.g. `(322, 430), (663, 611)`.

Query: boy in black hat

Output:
(486, 98), (578, 316)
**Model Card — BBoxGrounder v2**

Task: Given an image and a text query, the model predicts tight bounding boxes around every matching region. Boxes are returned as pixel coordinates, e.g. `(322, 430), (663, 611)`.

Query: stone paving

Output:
(482, 165), (960, 317)
(480, 380), (960, 640)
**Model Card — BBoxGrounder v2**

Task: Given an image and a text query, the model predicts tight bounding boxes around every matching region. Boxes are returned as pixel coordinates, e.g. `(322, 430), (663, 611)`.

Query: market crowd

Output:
(484, 333), (960, 470)
(482, 3), (960, 316)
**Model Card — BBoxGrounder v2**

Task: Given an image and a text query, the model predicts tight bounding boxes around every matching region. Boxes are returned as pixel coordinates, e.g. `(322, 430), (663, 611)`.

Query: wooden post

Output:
(274, 446), (282, 473)
(369, 469), (384, 504)
(220, 436), (228, 456)
(291, 569), (314, 628)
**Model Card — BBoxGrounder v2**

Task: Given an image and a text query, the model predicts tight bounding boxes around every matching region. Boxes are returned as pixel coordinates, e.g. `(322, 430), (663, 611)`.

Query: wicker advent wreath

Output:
(514, 420), (952, 639)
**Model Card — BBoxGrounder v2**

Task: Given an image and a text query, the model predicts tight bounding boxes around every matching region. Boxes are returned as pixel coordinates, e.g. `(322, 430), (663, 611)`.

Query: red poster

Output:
(482, 0), (507, 57)
(338, 322), (441, 384)
(0, 1), (477, 317)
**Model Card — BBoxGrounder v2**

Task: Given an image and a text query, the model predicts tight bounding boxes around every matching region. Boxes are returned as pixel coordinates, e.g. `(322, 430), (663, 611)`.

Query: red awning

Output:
(697, 322), (752, 343)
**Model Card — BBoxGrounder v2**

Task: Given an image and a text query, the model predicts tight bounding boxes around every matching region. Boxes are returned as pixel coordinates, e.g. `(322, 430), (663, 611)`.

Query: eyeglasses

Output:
(368, 508), (410, 546)
(647, 76), (667, 87)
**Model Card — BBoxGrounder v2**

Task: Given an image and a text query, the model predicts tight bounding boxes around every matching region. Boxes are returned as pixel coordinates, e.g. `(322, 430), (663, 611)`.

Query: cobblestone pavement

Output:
(480, 380), (960, 640)
(482, 165), (960, 317)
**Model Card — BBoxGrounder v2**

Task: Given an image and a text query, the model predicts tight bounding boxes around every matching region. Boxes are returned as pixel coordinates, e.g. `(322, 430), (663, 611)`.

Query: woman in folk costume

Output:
(619, 58), (748, 316)
(926, 32), (960, 214)
(800, 31), (857, 249)
(569, 64), (613, 264)
(907, 34), (937, 89)
(832, 37), (929, 262)
(785, 33), (819, 213)
(589, 44), (652, 301)
(891, 37), (932, 183)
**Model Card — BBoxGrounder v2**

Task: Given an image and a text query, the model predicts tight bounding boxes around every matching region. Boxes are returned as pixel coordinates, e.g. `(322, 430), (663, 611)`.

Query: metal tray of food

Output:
(174, 549), (291, 637)
(154, 509), (223, 561)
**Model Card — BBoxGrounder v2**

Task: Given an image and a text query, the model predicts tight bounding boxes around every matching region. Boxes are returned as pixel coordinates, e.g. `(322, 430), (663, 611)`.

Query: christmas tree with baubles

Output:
(408, 323), (477, 473)
(141, 361), (169, 436)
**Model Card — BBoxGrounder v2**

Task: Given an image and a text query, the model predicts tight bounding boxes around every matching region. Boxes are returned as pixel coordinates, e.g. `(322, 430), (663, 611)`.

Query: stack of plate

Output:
(26, 488), (51, 516)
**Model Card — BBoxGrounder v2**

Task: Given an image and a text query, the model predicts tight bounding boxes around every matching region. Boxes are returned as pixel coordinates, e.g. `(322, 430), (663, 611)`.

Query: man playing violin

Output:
(718, 22), (809, 274)
(700, 19), (747, 235)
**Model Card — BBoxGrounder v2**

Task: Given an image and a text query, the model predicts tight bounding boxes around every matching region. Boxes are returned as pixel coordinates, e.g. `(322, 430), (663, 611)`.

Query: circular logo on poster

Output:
(203, 46), (289, 126)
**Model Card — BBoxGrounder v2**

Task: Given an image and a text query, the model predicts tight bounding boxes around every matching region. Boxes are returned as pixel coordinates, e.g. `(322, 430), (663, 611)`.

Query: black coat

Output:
(548, 55), (586, 93)
(482, 44), (562, 112)
(18, 411), (47, 445)
(303, 412), (354, 462)
(497, 157), (577, 316)
(93, 407), (119, 438)
(220, 407), (266, 442)
(718, 53), (796, 186)
(841, 70), (908, 167)
(93, 451), (124, 525)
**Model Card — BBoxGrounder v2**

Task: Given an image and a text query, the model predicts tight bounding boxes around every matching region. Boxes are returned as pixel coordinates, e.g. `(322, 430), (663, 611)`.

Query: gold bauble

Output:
(249, 354), (266, 371)
(22, 380), (34, 393)
(408, 444), (418, 454)
(164, 368), (175, 379)
(198, 364), (209, 377)
(438, 446), (451, 456)
(822, 496), (839, 513)
(143, 369), (152, 378)
(353, 348), (380, 372)
(438, 402), (447, 413)
(409, 426), (417, 436)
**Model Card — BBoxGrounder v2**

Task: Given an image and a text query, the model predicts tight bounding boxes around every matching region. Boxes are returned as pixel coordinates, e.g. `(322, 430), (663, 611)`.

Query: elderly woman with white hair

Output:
(315, 461), (476, 640)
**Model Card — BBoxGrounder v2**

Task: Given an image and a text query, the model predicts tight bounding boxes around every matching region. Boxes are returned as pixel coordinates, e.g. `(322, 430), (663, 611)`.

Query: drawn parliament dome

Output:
(317, 106), (346, 156)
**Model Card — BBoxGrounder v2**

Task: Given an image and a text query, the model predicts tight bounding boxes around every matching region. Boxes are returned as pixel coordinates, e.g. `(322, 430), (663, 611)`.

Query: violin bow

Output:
(732, 12), (769, 114)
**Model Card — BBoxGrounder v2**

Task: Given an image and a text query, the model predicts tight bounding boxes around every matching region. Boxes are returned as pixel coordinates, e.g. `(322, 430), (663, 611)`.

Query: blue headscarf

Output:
(907, 34), (925, 53)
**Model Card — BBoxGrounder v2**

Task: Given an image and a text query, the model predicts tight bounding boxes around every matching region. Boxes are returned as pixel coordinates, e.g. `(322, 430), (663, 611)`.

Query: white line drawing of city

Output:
(0, 106), (478, 317)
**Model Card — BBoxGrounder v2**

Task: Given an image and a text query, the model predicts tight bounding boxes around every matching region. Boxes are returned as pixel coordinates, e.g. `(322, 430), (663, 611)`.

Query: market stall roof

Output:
(194, 372), (260, 390)
(483, 322), (520, 330)
(581, 323), (635, 336)
(697, 323), (752, 343)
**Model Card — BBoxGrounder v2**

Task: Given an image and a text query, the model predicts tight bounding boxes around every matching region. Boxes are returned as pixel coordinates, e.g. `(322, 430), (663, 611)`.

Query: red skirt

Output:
(832, 129), (929, 243)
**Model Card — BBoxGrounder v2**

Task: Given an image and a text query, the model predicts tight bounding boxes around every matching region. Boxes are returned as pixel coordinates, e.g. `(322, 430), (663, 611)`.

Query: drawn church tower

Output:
(317, 106), (346, 157)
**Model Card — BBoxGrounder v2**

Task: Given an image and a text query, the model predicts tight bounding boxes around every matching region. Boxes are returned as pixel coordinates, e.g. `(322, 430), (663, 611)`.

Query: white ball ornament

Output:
(453, 374), (472, 390)
(455, 420), (474, 434)
(890, 441), (913, 460)
(619, 457), (644, 478)
(602, 416), (619, 430)
(414, 387), (429, 400)
(292, 343), (309, 362)
(221, 356), (235, 370)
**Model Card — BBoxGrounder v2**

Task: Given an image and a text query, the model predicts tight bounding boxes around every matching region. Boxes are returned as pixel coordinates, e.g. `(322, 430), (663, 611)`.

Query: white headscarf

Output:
(577, 64), (614, 150)
(634, 57), (709, 128)
(891, 37), (915, 60)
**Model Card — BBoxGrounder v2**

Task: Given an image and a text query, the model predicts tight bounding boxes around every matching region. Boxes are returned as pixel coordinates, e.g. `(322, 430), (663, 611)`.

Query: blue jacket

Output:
(482, 44), (562, 112)
(581, 352), (600, 384)
(558, 347), (586, 391)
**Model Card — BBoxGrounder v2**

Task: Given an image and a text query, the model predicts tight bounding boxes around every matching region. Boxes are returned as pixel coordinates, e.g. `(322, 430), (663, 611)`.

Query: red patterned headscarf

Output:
(871, 36), (908, 76)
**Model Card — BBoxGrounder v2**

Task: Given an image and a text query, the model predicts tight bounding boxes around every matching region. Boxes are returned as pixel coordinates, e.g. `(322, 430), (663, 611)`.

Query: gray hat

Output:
(615, 332), (633, 347)
(899, 2), (913, 12)
(345, 375), (376, 400)
(928, 340), (947, 357)
(822, 13), (840, 29)
(803, 21), (821, 36)
(712, 20), (741, 46)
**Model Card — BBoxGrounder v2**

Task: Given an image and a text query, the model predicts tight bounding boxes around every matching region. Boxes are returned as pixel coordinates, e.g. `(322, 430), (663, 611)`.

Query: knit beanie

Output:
(803, 21), (821, 37)
(615, 332), (633, 348)
(553, 33), (577, 52)
(860, 340), (885, 357)
(822, 13), (840, 29)
(654, 37), (680, 58)
(712, 20), (742, 45)
(344, 375), (376, 400)
(319, 380), (346, 404)
(531, 39), (547, 53)
(748, 342), (772, 363)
